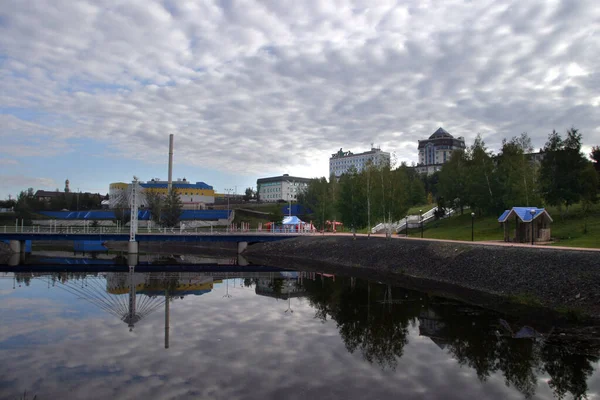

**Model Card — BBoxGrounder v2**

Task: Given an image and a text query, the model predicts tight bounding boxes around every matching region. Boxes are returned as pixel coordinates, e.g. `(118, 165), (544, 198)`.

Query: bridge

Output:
(0, 231), (303, 256)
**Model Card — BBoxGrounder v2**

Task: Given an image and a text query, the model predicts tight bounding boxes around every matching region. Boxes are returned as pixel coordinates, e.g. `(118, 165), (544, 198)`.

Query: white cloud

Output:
(0, 0), (599, 181)
(0, 175), (57, 191)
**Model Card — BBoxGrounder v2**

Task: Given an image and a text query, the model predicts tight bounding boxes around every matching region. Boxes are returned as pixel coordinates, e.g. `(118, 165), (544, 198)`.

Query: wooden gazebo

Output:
(498, 207), (553, 243)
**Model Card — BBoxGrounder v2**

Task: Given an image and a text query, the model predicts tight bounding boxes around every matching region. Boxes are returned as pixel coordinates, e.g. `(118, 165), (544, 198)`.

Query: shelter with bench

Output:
(498, 207), (553, 243)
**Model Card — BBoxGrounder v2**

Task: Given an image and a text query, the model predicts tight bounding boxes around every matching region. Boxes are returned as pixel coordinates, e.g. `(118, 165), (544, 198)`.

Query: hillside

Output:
(406, 203), (600, 248)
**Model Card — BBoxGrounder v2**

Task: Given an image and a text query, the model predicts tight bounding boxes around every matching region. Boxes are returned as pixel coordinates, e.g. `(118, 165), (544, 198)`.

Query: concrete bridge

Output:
(0, 231), (302, 255)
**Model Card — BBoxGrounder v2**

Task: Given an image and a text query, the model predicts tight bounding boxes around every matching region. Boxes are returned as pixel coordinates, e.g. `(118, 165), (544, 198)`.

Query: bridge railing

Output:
(1, 224), (319, 236)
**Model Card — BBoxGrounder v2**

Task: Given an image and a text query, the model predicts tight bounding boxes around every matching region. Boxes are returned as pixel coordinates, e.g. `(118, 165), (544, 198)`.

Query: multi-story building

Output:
(109, 178), (215, 209)
(256, 174), (311, 202)
(329, 147), (391, 178)
(416, 127), (466, 175)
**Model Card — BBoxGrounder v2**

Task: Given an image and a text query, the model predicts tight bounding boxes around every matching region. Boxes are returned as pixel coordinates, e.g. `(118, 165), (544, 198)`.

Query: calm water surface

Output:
(0, 256), (599, 400)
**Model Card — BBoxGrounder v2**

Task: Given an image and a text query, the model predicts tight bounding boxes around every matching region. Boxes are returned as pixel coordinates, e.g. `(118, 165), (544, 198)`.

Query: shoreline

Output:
(244, 235), (600, 321)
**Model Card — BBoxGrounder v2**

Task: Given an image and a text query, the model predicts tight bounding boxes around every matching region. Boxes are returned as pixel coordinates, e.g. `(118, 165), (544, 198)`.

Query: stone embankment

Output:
(245, 236), (600, 318)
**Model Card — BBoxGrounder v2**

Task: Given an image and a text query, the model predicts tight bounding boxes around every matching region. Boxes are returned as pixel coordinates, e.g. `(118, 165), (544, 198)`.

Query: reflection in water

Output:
(2, 268), (600, 399)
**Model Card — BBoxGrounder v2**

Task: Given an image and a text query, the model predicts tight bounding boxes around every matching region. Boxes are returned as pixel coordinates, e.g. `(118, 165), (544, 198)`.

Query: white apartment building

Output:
(256, 174), (311, 202)
(329, 147), (391, 178)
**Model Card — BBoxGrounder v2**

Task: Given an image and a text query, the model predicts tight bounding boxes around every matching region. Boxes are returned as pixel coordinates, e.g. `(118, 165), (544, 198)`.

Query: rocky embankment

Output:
(245, 236), (600, 318)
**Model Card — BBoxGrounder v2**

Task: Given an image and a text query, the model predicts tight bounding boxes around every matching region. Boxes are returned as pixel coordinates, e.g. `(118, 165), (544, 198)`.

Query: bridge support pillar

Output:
(128, 240), (139, 255)
(8, 240), (21, 254)
(237, 241), (248, 254)
(8, 252), (23, 266)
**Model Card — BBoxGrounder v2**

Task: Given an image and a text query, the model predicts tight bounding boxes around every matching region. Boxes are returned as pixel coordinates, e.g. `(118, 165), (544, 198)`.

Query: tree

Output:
(162, 190), (183, 227)
(539, 128), (588, 212)
(243, 187), (255, 202)
(145, 191), (165, 226)
(590, 146), (600, 174)
(497, 133), (540, 209)
(467, 134), (499, 214)
(580, 162), (598, 233)
(438, 149), (469, 214)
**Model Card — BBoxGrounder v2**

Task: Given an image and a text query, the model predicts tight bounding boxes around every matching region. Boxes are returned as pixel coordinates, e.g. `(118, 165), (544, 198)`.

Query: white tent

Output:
(282, 216), (303, 225)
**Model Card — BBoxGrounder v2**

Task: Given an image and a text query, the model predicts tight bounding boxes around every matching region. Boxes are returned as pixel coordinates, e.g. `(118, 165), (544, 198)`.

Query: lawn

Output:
(404, 203), (600, 248)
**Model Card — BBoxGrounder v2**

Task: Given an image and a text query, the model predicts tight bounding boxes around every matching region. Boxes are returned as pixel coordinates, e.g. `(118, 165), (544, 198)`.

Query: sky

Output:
(1, 0), (599, 199)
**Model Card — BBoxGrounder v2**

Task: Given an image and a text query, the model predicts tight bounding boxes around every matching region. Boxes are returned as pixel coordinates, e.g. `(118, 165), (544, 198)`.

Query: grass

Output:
(401, 202), (600, 249)
(508, 293), (543, 307)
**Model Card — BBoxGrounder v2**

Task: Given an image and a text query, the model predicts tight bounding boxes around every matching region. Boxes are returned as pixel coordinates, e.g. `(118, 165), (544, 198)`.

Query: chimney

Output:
(168, 134), (174, 193)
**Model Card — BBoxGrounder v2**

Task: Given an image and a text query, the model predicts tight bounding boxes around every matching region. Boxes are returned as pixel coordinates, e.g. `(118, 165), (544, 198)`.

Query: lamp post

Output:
(419, 209), (423, 238)
(225, 188), (234, 232)
(530, 209), (536, 245)
(405, 215), (408, 237)
(471, 212), (475, 241)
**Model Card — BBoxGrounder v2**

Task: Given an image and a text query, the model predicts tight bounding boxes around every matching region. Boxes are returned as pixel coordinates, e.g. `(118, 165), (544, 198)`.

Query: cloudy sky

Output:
(1, 0), (599, 198)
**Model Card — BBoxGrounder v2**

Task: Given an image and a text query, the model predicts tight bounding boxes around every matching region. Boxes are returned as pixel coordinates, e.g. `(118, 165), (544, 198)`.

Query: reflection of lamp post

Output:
(419, 209), (423, 238)
(471, 212), (475, 241)
(530, 209), (536, 245)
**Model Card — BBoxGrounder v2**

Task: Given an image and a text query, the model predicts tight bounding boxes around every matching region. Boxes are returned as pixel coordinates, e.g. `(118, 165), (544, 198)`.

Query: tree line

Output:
(298, 160), (427, 230)
(298, 128), (599, 229)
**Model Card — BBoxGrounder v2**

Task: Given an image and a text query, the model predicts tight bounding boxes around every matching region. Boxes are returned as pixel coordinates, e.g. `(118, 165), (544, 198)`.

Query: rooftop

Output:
(429, 127), (453, 140)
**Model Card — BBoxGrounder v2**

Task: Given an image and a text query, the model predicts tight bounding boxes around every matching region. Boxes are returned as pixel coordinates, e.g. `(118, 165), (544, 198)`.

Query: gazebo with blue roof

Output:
(498, 207), (553, 243)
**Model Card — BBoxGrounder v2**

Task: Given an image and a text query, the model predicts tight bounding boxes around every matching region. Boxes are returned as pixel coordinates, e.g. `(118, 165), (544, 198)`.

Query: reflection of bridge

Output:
(6, 267), (311, 348)
(0, 232), (302, 255)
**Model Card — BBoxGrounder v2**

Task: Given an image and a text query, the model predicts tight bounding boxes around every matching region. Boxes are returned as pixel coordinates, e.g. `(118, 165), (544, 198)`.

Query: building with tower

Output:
(416, 127), (466, 175)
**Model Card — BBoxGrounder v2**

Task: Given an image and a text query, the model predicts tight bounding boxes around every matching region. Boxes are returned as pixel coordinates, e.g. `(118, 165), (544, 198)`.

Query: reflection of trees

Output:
(429, 302), (599, 399)
(303, 277), (421, 370)
(302, 276), (600, 398)
(542, 342), (598, 400)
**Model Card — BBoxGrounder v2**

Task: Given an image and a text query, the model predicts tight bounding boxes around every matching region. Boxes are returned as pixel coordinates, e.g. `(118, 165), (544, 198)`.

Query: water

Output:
(0, 256), (599, 399)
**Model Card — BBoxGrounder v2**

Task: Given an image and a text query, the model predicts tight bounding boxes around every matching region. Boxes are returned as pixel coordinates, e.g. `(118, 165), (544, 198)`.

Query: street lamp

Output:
(225, 188), (234, 232)
(285, 180), (294, 217)
(471, 212), (475, 241)
(530, 209), (536, 245)
(419, 209), (423, 238)
(405, 215), (409, 237)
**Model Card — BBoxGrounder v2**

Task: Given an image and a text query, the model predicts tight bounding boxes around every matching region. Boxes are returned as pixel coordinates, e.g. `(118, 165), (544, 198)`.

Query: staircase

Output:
(371, 206), (458, 234)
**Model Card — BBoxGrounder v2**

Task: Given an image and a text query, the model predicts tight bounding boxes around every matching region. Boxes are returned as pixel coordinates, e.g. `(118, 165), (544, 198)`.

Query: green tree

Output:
(336, 167), (367, 228)
(539, 128), (588, 213)
(297, 177), (334, 230)
(497, 133), (540, 208)
(162, 190), (183, 227)
(243, 187), (255, 202)
(467, 135), (499, 214)
(590, 146), (600, 174)
(437, 149), (469, 214)
(145, 191), (165, 226)
(580, 162), (598, 233)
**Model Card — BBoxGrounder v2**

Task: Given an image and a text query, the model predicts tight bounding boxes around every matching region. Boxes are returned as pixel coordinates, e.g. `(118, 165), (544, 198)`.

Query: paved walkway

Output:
(317, 232), (600, 252)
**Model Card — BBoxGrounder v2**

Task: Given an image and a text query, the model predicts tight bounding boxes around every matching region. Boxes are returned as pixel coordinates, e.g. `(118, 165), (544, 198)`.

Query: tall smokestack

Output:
(168, 134), (174, 194)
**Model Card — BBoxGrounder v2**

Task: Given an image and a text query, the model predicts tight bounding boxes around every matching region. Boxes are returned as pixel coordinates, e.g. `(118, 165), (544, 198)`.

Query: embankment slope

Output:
(245, 236), (600, 317)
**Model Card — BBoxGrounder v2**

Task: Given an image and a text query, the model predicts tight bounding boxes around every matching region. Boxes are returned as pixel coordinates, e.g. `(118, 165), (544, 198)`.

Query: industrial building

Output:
(329, 147), (390, 178)
(257, 174), (311, 202)
(416, 127), (466, 175)
(109, 178), (216, 209)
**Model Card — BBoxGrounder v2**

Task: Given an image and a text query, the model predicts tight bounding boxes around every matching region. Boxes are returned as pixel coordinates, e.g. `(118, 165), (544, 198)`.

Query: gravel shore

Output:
(245, 236), (600, 318)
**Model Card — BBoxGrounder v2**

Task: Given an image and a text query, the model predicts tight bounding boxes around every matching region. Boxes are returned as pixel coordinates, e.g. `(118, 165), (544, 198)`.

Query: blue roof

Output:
(141, 181), (213, 190)
(498, 207), (552, 223)
(39, 210), (231, 221)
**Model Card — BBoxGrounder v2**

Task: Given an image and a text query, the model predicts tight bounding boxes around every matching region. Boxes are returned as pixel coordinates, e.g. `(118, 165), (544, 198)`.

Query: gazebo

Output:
(498, 207), (553, 243)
